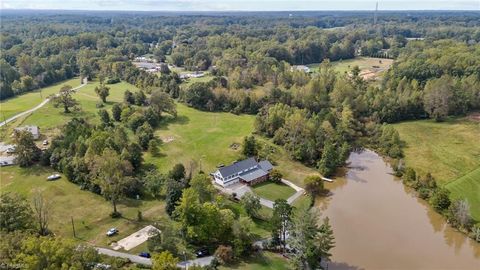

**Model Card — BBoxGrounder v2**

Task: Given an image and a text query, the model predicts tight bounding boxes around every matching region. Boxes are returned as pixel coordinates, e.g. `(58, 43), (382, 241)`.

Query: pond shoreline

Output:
(317, 149), (480, 269)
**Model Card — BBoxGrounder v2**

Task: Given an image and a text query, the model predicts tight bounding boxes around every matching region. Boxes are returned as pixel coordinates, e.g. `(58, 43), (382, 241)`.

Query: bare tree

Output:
(33, 191), (51, 235)
(451, 199), (472, 229)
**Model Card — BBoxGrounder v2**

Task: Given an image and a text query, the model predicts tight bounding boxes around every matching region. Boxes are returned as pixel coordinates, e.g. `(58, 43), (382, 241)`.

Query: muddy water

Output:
(317, 149), (480, 270)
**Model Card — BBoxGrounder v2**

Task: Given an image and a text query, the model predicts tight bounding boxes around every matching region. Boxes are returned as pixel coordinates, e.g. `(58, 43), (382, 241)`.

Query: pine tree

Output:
(317, 140), (338, 177)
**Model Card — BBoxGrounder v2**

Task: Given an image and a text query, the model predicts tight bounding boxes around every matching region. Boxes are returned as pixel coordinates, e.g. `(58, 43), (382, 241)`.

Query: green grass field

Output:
(0, 78), (82, 120)
(1, 80), (140, 141)
(0, 165), (164, 246)
(252, 182), (296, 202)
(307, 57), (393, 74)
(145, 103), (316, 187)
(446, 167), (480, 221)
(393, 117), (480, 221)
(145, 103), (255, 174)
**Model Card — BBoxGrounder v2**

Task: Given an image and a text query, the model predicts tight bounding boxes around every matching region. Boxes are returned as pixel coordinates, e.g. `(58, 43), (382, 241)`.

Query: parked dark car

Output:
(195, 247), (210, 258)
(139, 252), (151, 258)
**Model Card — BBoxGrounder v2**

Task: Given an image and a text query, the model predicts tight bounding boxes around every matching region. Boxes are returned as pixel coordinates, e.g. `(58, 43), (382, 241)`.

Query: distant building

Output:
(291, 65), (311, 73)
(14, 125), (40, 140)
(212, 157), (274, 187)
(179, 72), (205, 79)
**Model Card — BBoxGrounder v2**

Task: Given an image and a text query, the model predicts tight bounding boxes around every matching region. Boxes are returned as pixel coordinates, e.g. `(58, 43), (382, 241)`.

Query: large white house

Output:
(212, 157), (273, 187)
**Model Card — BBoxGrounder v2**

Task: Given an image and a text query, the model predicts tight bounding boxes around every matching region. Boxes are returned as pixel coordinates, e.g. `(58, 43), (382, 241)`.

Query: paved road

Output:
(96, 247), (152, 266)
(96, 247), (214, 268)
(0, 83), (86, 127)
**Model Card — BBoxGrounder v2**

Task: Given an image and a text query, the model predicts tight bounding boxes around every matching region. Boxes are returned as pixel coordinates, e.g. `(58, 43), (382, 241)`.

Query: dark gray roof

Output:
(259, 160), (273, 172)
(218, 157), (258, 178)
(239, 168), (268, 182)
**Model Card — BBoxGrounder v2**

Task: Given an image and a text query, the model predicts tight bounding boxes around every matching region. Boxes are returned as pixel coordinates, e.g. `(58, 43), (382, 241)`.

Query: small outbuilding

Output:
(14, 125), (40, 140)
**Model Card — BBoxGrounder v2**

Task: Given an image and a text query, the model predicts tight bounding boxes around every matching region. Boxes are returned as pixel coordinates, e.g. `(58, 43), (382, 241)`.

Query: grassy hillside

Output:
(145, 103), (317, 186)
(146, 103), (255, 174)
(1, 80), (140, 141)
(393, 118), (480, 221)
(0, 165), (163, 246)
(0, 78), (82, 120)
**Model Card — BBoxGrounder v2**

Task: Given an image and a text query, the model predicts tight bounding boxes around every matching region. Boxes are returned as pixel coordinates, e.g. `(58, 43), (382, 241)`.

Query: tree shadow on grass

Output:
(18, 165), (52, 177)
(224, 251), (276, 269)
(157, 115), (190, 130)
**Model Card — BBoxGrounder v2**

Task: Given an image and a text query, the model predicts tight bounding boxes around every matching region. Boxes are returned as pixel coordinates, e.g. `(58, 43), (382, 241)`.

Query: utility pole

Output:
(71, 216), (76, 238)
(374, 2), (378, 26)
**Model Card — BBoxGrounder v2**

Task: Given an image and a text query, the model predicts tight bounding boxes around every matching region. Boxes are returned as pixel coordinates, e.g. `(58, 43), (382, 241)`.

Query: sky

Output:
(1, 0), (479, 11)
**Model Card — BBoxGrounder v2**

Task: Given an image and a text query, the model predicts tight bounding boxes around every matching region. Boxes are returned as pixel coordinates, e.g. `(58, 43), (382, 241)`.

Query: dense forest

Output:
(2, 10), (479, 178)
(1, 10), (480, 267)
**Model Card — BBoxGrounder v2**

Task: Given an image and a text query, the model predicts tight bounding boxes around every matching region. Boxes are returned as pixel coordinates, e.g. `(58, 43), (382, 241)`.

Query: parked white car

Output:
(106, 228), (119, 237)
(47, 174), (61, 181)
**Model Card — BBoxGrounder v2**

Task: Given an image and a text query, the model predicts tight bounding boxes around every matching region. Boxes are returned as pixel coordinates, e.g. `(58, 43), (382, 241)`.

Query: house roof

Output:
(239, 168), (268, 182)
(259, 160), (273, 172)
(15, 125), (39, 136)
(218, 157), (258, 178)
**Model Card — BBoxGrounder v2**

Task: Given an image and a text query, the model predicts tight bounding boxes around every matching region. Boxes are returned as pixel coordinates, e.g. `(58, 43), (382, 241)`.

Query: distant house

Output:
(14, 125), (40, 140)
(291, 65), (311, 73)
(212, 157), (274, 187)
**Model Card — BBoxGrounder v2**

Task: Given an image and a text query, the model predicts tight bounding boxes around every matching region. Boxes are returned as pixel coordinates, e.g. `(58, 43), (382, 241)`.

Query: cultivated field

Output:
(393, 118), (480, 221)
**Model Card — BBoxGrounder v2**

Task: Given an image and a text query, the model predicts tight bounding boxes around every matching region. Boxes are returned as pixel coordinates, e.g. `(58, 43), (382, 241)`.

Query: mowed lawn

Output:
(446, 167), (480, 221)
(219, 251), (289, 270)
(252, 182), (296, 202)
(146, 103), (255, 174)
(0, 165), (165, 247)
(0, 77), (82, 120)
(393, 118), (480, 221)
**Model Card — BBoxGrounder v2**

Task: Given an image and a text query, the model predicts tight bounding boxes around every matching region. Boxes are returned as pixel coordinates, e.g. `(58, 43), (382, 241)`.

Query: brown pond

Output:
(317, 149), (480, 270)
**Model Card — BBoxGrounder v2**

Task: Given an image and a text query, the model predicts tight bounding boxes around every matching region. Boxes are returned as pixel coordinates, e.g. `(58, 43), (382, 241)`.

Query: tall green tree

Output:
(317, 140), (338, 177)
(13, 130), (41, 167)
(152, 251), (179, 270)
(288, 208), (335, 270)
(304, 175), (324, 197)
(91, 148), (133, 216)
(189, 173), (215, 203)
(241, 192), (261, 218)
(53, 85), (78, 113)
(94, 83), (110, 103)
(271, 199), (293, 253)
(242, 135), (258, 157)
(150, 90), (177, 117)
(0, 193), (33, 232)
